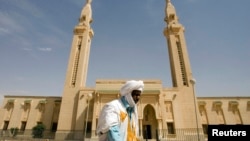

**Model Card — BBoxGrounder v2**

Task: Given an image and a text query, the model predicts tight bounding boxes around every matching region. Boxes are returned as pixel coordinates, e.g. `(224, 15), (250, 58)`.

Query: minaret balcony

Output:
(170, 23), (182, 33)
(74, 26), (86, 34)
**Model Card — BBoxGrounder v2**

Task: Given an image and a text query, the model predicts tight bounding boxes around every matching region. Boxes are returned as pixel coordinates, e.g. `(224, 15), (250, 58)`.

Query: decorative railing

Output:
(0, 128), (207, 141)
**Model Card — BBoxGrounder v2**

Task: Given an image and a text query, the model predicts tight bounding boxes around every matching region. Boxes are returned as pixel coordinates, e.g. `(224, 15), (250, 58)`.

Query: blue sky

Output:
(0, 0), (249, 102)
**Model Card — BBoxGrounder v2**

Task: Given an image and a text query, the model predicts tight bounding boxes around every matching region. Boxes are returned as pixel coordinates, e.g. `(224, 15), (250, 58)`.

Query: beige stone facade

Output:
(1, 90), (249, 140)
(0, 1), (249, 141)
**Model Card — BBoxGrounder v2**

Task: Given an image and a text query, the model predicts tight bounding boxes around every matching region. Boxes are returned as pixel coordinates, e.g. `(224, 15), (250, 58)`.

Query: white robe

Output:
(96, 98), (139, 141)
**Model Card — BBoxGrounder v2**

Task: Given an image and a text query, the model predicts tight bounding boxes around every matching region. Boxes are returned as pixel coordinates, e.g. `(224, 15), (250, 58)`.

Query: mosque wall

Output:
(1, 89), (249, 140)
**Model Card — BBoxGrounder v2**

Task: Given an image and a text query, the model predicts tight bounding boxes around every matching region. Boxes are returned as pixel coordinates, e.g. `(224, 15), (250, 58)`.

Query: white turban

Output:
(120, 80), (144, 96)
(120, 80), (144, 107)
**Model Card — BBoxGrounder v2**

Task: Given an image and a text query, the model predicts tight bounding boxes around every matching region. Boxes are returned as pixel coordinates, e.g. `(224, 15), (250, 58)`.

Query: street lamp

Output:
(84, 93), (92, 140)
(190, 78), (200, 141)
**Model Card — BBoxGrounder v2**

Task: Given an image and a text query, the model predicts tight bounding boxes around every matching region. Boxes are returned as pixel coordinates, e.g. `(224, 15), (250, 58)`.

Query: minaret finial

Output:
(164, 0), (178, 24)
(79, 0), (93, 26)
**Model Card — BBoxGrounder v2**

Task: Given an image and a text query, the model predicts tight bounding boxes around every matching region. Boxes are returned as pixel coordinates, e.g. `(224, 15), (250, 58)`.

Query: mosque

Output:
(0, 0), (249, 141)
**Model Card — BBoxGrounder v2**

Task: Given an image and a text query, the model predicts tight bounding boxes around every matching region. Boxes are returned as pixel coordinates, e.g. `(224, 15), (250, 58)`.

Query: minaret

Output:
(56, 0), (94, 139)
(163, 0), (202, 134)
(164, 0), (193, 88)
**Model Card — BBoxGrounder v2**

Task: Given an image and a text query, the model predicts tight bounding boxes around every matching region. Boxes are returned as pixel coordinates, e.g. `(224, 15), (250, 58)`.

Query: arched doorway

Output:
(142, 104), (157, 140)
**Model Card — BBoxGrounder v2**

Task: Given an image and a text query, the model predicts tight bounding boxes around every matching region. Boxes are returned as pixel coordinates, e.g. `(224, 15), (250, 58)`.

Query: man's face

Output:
(131, 90), (141, 104)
